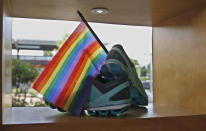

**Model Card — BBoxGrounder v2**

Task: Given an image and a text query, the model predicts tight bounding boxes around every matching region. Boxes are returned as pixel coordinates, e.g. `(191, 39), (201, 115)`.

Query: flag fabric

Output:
(32, 21), (107, 115)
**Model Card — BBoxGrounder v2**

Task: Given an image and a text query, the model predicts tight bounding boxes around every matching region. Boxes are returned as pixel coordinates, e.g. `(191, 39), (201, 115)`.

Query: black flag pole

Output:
(77, 10), (108, 54)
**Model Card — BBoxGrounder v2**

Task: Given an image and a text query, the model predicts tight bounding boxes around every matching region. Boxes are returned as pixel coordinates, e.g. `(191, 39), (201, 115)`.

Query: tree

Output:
(12, 59), (40, 88)
(130, 59), (139, 66)
(12, 59), (40, 106)
(140, 66), (149, 77)
(43, 51), (53, 56)
(130, 58), (141, 76)
(147, 63), (151, 74)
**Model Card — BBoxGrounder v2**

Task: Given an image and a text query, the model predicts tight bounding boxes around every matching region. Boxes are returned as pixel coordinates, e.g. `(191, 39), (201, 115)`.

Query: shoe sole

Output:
(85, 106), (129, 116)
(87, 103), (130, 111)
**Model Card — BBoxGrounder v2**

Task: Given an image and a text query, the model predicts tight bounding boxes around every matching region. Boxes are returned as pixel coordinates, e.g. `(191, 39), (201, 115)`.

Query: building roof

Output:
(12, 39), (58, 51)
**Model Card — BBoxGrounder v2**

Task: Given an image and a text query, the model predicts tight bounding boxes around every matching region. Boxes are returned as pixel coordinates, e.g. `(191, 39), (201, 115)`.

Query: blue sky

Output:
(12, 18), (152, 66)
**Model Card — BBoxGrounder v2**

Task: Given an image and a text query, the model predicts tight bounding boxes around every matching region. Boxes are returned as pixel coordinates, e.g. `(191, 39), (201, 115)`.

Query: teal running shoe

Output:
(84, 75), (130, 116)
(100, 44), (148, 106)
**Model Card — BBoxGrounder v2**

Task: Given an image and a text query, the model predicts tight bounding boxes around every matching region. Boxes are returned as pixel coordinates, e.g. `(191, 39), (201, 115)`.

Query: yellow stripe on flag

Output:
(40, 29), (89, 94)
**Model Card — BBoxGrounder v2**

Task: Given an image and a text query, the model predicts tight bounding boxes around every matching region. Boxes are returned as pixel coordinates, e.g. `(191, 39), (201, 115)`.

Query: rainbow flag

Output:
(32, 20), (107, 115)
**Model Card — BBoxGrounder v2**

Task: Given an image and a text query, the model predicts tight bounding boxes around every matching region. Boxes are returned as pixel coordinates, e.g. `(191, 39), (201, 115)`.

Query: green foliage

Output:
(12, 99), (25, 107)
(12, 59), (40, 88)
(130, 58), (140, 74)
(140, 66), (149, 77)
(130, 59), (139, 66)
(130, 58), (151, 78)
(43, 51), (53, 56)
(140, 77), (150, 81)
(147, 64), (151, 74)
(12, 88), (26, 94)
(34, 102), (47, 107)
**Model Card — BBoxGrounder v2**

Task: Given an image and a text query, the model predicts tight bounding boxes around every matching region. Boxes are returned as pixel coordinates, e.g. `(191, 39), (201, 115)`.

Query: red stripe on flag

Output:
(33, 22), (86, 92)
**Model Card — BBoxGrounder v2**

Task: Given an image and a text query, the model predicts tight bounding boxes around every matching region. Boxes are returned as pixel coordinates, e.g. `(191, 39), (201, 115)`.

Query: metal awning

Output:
(12, 39), (58, 51)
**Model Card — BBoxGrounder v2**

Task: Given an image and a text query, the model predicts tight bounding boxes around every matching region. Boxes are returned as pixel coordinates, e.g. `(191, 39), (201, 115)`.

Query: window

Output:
(6, 18), (152, 124)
